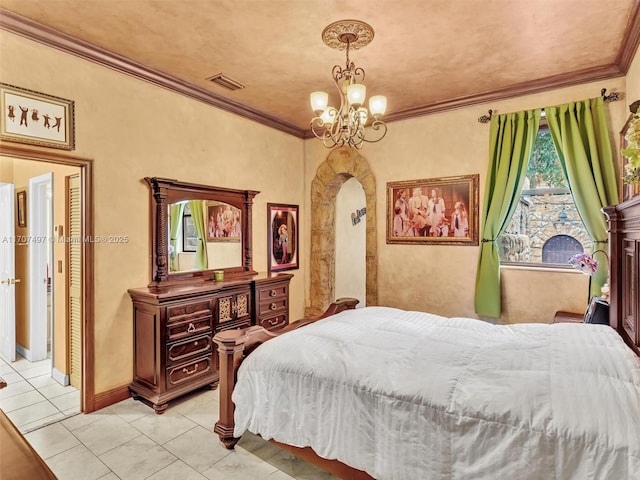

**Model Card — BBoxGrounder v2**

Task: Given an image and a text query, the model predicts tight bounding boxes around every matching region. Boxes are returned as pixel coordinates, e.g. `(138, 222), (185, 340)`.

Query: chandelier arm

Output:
(360, 120), (388, 143)
(353, 66), (365, 83)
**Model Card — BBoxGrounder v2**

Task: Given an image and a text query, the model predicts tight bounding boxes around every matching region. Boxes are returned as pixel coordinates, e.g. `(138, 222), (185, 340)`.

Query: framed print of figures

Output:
(268, 203), (299, 272)
(0, 83), (75, 150)
(206, 202), (241, 241)
(387, 174), (479, 245)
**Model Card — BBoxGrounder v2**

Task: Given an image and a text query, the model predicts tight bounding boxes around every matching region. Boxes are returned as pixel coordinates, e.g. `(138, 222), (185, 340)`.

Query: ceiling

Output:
(1, 1), (639, 138)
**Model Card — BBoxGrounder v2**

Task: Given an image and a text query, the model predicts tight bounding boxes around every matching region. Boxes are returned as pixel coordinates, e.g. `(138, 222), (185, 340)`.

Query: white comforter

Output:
(233, 307), (640, 480)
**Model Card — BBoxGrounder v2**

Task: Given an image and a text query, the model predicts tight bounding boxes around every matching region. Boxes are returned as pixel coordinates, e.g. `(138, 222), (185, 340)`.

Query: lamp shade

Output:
(347, 84), (366, 107)
(320, 107), (336, 126)
(369, 95), (387, 117)
(310, 91), (329, 113)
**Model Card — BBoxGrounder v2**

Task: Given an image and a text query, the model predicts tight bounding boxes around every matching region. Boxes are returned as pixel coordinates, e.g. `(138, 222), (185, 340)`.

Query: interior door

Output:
(0, 183), (17, 362)
(28, 173), (52, 362)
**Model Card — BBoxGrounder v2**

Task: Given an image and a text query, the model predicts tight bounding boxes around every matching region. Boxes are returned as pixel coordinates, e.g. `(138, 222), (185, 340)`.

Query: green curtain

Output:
(474, 109), (542, 317)
(545, 96), (618, 297)
(188, 200), (208, 270)
(169, 203), (184, 271)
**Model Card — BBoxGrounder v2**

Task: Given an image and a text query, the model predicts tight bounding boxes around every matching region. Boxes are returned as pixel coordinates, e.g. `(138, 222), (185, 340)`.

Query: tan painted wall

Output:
(304, 77), (628, 324)
(625, 44), (640, 120)
(0, 31), (306, 394)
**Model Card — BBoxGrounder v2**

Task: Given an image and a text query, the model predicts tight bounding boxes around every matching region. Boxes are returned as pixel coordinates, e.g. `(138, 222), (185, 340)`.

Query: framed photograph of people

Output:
(387, 174), (479, 245)
(206, 202), (241, 241)
(0, 83), (75, 150)
(268, 203), (299, 272)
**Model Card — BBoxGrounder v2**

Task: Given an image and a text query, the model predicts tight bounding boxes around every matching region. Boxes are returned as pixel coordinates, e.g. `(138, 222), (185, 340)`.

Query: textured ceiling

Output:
(1, 1), (639, 137)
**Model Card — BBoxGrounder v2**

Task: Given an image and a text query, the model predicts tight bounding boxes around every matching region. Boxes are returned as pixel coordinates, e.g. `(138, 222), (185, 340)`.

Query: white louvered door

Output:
(67, 174), (82, 388)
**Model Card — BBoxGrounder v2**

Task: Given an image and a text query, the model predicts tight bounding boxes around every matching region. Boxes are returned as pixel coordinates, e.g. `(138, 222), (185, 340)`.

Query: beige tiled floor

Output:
(0, 356), (338, 480)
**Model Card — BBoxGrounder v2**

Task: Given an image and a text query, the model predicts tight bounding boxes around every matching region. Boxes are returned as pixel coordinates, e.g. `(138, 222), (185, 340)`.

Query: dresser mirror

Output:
(146, 177), (259, 286)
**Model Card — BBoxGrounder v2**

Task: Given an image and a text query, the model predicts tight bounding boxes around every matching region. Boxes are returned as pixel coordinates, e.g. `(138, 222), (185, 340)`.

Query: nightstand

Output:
(552, 311), (584, 323)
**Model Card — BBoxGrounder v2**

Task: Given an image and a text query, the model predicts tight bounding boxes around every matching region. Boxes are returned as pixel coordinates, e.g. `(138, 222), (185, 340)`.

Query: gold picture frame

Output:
(621, 111), (639, 201)
(0, 83), (75, 150)
(268, 203), (299, 272)
(387, 174), (479, 245)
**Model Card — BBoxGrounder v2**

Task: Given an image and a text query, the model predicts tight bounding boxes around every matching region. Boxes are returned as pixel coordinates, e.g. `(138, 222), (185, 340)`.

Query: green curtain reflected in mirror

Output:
(188, 200), (208, 270)
(169, 203), (184, 271)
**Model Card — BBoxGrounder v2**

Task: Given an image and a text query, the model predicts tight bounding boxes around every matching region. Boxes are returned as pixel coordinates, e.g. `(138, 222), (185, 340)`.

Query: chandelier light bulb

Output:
(369, 95), (387, 117)
(347, 84), (366, 108)
(310, 91), (329, 114)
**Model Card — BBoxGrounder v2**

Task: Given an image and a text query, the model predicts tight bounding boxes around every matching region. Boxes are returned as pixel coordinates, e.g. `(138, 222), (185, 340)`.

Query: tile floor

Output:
(0, 356), (337, 480)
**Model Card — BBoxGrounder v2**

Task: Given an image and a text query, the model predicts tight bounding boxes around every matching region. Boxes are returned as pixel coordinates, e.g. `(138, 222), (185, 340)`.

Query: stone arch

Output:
(306, 146), (377, 317)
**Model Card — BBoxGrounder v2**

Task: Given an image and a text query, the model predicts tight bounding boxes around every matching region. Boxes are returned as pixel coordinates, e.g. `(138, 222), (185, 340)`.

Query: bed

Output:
(213, 196), (640, 480)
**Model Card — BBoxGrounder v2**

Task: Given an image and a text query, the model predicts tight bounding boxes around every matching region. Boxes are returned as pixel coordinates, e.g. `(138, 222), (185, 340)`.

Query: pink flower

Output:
(569, 253), (599, 275)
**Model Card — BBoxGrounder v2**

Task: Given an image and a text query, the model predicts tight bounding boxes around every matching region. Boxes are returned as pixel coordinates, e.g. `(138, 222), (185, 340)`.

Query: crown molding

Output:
(0, 9), (306, 139)
(2, 6), (638, 141)
(617, 1), (640, 72)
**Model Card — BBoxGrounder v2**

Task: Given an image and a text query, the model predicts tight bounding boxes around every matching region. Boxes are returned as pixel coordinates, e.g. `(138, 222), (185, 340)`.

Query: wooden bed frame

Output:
(213, 197), (640, 479)
(213, 297), (374, 479)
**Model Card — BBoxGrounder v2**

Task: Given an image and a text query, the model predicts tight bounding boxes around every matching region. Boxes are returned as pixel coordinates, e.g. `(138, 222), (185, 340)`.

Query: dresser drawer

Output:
(166, 316), (212, 341)
(257, 284), (288, 302)
(167, 334), (212, 363)
(166, 356), (212, 389)
(257, 297), (287, 317)
(167, 300), (212, 321)
(260, 313), (288, 331)
(215, 318), (251, 333)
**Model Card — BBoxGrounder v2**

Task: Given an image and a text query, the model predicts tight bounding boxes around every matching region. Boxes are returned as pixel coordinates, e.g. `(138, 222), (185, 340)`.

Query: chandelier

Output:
(310, 20), (388, 149)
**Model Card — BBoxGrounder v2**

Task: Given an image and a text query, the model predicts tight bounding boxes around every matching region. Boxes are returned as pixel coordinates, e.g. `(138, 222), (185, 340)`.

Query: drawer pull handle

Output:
(182, 365), (199, 375)
(187, 323), (196, 333)
(193, 341), (199, 346)
(268, 318), (279, 326)
(269, 289), (277, 297)
(270, 302), (277, 311)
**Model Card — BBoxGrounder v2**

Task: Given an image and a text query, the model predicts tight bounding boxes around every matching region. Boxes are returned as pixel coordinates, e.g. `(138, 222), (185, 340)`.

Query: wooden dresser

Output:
(604, 195), (640, 356)
(128, 272), (292, 413)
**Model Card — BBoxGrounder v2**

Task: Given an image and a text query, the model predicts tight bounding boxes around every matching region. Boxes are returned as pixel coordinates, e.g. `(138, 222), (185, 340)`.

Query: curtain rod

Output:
(477, 88), (622, 124)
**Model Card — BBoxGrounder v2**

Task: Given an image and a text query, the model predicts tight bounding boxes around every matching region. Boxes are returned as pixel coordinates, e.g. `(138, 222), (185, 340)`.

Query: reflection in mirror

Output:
(168, 200), (242, 273)
(146, 177), (258, 285)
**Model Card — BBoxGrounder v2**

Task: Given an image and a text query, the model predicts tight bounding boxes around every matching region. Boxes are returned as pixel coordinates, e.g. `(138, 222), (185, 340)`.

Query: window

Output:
(182, 203), (198, 253)
(498, 125), (592, 266)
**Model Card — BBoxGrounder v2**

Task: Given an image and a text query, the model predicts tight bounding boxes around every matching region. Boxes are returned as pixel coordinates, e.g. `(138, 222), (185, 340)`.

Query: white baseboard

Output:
(52, 368), (69, 386)
(15, 343), (31, 361)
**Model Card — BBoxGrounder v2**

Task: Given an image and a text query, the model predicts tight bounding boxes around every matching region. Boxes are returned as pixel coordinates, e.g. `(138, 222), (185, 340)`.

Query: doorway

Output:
(307, 146), (377, 317)
(0, 143), (94, 417)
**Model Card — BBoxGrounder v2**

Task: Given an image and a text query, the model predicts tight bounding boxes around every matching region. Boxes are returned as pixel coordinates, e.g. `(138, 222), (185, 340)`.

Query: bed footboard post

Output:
(213, 329), (250, 449)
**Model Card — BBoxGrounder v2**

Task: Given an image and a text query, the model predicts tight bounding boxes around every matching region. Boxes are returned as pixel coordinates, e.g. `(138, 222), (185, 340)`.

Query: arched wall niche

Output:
(306, 146), (378, 317)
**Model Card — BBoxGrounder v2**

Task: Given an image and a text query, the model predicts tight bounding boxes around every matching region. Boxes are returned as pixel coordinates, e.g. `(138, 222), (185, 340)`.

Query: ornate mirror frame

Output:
(146, 177), (259, 286)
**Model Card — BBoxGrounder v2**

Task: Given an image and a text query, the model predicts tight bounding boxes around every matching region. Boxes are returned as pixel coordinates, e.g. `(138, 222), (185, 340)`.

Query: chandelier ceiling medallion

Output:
(310, 20), (388, 149)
